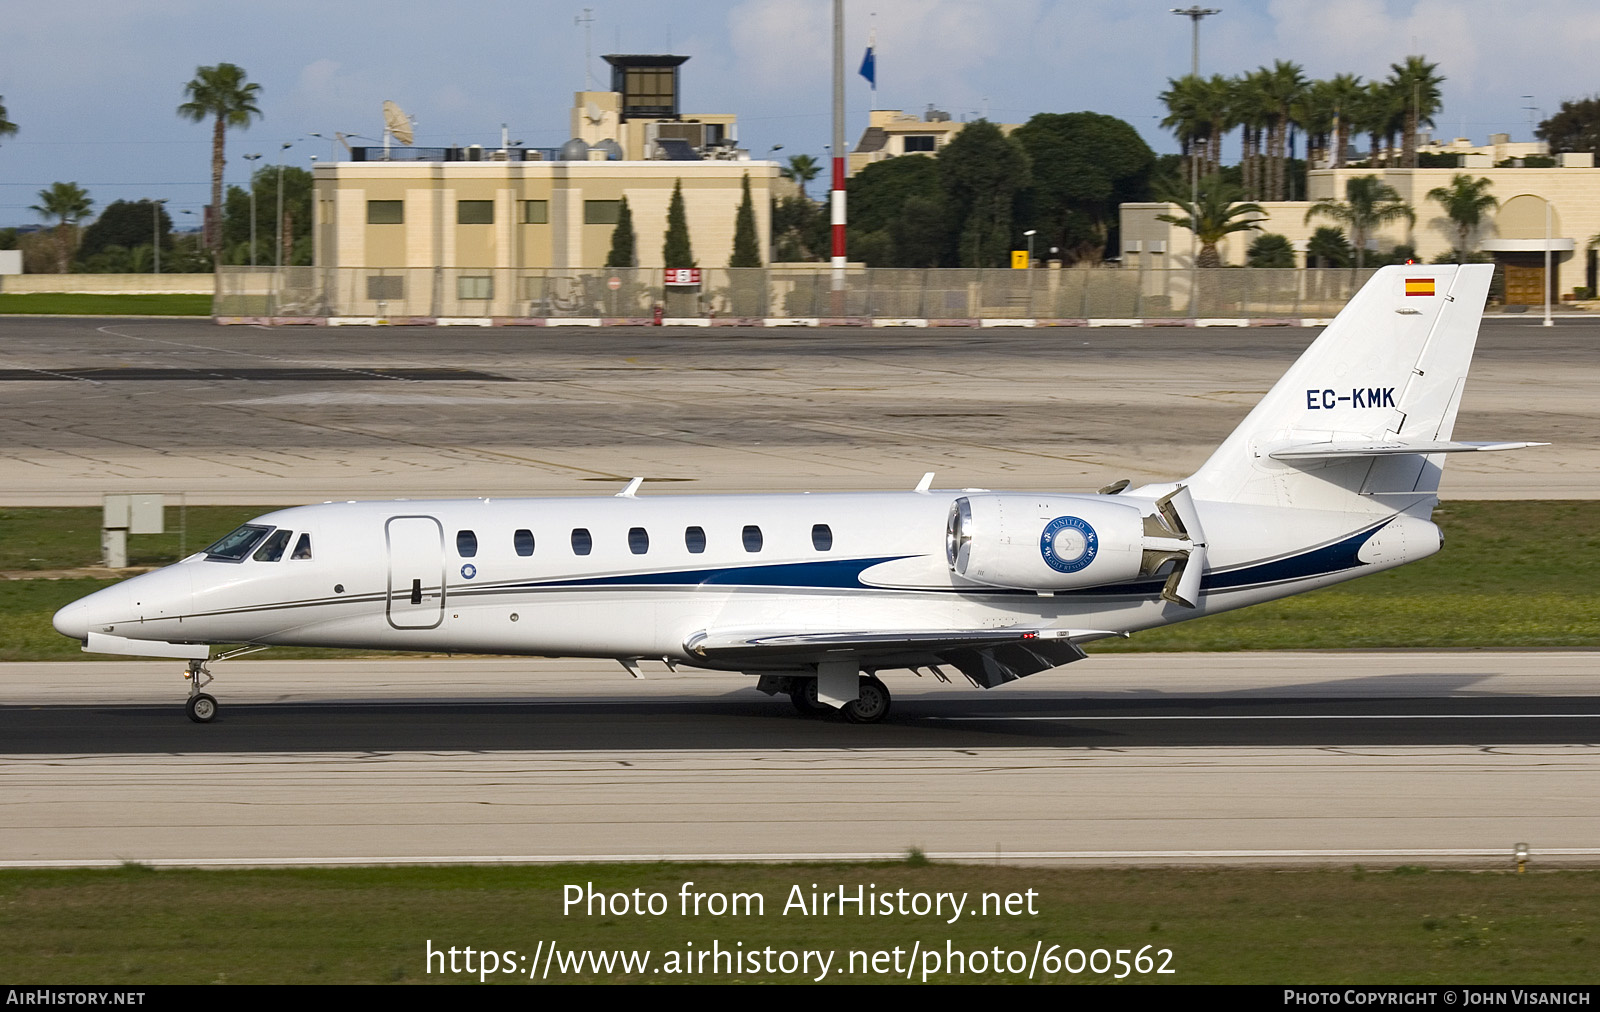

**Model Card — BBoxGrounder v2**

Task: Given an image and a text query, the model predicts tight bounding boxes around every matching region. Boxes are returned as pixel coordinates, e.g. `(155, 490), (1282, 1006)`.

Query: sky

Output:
(4, 0), (1600, 227)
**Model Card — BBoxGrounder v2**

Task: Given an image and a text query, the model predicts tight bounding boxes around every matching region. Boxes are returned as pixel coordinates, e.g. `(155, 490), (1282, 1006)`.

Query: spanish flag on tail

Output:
(1405, 277), (1436, 297)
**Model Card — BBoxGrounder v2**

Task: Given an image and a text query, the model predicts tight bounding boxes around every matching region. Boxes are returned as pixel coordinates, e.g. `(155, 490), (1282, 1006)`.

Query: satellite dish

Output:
(382, 101), (414, 146)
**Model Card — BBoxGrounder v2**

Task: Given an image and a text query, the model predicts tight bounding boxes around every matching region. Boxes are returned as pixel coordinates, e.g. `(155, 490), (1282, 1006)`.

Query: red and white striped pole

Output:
(831, 0), (846, 310)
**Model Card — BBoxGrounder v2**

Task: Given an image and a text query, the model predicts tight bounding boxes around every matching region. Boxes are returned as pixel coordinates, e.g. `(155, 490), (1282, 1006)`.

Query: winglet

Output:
(616, 477), (644, 498)
(915, 472), (935, 493)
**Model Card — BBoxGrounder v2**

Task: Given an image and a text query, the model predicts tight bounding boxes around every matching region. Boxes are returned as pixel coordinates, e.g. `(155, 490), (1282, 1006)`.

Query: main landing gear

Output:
(788, 673), (892, 724)
(184, 658), (218, 723)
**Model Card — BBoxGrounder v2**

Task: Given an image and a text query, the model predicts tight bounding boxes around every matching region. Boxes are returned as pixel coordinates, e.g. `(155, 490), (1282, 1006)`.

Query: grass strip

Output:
(3, 501), (1597, 660)
(0, 863), (1594, 984)
(0, 293), (212, 316)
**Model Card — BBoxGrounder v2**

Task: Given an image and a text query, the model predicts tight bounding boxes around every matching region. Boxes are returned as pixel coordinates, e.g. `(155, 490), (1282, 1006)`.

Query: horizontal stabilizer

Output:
(1269, 440), (1548, 461)
(85, 631), (210, 660)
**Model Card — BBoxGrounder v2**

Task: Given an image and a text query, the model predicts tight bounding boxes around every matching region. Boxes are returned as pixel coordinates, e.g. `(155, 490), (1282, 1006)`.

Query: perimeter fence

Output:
(214, 266), (1386, 322)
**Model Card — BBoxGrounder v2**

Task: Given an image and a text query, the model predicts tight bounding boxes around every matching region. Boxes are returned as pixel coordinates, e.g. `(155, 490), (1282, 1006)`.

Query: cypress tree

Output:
(605, 196), (636, 268)
(662, 179), (694, 268)
(728, 173), (761, 267)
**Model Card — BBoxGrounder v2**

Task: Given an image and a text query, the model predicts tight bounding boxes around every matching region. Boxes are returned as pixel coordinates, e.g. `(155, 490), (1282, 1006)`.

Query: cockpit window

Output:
(291, 533), (313, 560)
(253, 529), (293, 562)
(204, 524), (272, 562)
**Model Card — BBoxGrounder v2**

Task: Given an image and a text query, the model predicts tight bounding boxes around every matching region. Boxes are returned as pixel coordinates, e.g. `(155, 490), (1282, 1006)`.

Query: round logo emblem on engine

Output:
(1039, 516), (1098, 573)
(461, 564), (477, 579)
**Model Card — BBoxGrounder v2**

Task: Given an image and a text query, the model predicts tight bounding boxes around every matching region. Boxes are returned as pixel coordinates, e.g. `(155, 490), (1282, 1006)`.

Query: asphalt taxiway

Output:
(1, 316), (1592, 504)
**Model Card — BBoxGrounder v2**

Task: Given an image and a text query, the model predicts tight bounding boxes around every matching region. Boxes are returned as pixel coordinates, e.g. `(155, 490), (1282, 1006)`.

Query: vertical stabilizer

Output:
(1185, 264), (1494, 510)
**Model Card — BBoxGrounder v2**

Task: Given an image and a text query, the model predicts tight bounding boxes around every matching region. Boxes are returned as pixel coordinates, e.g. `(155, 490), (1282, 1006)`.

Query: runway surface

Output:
(0, 317), (1590, 504)
(3, 653), (1596, 868)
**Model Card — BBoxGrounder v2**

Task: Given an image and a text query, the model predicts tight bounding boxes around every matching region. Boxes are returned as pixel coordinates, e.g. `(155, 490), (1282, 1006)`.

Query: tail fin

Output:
(1186, 264), (1504, 510)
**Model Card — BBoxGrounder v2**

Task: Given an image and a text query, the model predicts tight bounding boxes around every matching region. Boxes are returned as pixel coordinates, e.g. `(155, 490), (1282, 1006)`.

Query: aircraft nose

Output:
(53, 598), (91, 640)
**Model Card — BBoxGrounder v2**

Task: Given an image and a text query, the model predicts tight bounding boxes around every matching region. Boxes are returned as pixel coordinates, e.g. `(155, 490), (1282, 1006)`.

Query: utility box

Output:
(102, 494), (164, 568)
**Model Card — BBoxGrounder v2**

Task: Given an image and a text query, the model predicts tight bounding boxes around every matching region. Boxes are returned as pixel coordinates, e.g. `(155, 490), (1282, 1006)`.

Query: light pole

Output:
(276, 141), (294, 269)
(242, 153), (262, 267)
(1171, 6), (1221, 78)
(152, 199), (167, 274)
(1543, 196), (1553, 327)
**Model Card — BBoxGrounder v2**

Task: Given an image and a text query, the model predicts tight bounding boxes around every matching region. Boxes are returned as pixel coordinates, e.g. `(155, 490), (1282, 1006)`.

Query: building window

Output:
(628, 527), (649, 555)
(523, 200), (549, 224)
(742, 525), (763, 553)
(367, 200), (404, 224)
(584, 200), (622, 225)
(812, 524), (833, 551)
(571, 528), (592, 556)
(457, 275), (493, 300)
(514, 529), (535, 556)
(456, 530), (478, 558)
(685, 526), (707, 554)
(902, 135), (937, 152)
(366, 275), (404, 300)
(458, 200), (494, 225)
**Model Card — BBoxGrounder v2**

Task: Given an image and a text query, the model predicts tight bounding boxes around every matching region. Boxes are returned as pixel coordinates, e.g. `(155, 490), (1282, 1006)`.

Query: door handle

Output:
(411, 578), (422, 605)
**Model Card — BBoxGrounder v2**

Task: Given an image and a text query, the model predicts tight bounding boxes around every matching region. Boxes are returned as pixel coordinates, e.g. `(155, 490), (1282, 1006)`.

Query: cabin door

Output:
(386, 515), (445, 629)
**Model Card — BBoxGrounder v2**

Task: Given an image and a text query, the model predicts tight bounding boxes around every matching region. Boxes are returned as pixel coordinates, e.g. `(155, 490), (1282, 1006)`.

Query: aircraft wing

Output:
(684, 627), (1119, 688)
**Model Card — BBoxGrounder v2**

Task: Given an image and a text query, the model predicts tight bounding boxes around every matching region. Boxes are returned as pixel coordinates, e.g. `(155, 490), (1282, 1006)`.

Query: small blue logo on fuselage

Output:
(1040, 516), (1098, 573)
(461, 564), (477, 579)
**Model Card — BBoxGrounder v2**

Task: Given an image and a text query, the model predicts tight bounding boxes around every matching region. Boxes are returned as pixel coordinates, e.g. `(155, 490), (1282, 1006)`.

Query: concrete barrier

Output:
(0, 274), (215, 295)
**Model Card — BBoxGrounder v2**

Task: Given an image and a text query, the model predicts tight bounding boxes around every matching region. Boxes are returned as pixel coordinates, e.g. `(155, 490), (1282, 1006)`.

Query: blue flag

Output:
(859, 46), (875, 88)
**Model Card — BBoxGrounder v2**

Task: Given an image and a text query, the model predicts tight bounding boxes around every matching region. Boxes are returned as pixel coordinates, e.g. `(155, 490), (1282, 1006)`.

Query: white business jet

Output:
(54, 264), (1542, 723)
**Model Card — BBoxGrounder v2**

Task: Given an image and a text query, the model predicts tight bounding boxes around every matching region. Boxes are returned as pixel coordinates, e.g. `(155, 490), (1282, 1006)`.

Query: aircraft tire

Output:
(843, 675), (891, 724)
(186, 693), (218, 724)
(790, 680), (831, 717)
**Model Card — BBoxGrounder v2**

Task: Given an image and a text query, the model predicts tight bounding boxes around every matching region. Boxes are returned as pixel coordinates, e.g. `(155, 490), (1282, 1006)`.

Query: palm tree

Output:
(780, 154), (821, 200)
(1323, 73), (1364, 168)
(1259, 60), (1306, 200)
(1305, 175), (1415, 269)
(1426, 174), (1496, 261)
(1159, 75), (1205, 184)
(1388, 55), (1445, 168)
(30, 182), (94, 273)
(0, 95), (17, 144)
(177, 64), (262, 256)
(1156, 175), (1266, 268)
(1233, 71), (1271, 200)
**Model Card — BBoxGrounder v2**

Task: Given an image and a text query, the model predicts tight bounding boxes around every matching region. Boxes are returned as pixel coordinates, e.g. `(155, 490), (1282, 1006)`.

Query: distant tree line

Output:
(771, 112), (1156, 268)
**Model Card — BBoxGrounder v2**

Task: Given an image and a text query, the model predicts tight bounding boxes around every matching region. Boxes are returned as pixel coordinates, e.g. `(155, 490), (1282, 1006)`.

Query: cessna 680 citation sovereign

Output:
(54, 264), (1542, 723)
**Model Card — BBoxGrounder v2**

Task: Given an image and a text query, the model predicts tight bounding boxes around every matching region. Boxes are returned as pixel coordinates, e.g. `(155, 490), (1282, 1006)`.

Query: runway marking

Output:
(5, 848), (1600, 870)
(924, 713), (1600, 721)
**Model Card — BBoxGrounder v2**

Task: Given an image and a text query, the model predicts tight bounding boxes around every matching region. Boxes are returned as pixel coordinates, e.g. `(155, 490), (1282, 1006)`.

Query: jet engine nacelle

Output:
(946, 494), (1148, 592)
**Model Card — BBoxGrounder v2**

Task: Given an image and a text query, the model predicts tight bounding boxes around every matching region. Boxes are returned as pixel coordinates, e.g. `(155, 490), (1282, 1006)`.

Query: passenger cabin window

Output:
(812, 524), (833, 551)
(628, 527), (649, 555)
(514, 529), (535, 556)
(253, 529), (292, 562)
(742, 525), (763, 553)
(204, 524), (271, 562)
(456, 530), (478, 557)
(685, 526), (707, 554)
(291, 533), (313, 560)
(571, 528), (592, 556)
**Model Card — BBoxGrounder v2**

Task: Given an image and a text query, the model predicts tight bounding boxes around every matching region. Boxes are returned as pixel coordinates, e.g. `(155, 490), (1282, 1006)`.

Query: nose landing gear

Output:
(184, 658), (218, 723)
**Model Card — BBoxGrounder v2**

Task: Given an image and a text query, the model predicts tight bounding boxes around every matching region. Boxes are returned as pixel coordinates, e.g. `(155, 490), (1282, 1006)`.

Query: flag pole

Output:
(831, 0), (846, 310)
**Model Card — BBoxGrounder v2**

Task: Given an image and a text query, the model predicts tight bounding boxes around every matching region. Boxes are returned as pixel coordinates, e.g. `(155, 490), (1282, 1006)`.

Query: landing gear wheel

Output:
(843, 675), (891, 724)
(186, 692), (218, 724)
(790, 679), (831, 717)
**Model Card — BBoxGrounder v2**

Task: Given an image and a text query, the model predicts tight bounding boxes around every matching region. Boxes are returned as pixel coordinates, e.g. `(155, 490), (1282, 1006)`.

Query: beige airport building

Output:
(1122, 153), (1600, 304)
(310, 54), (778, 279)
